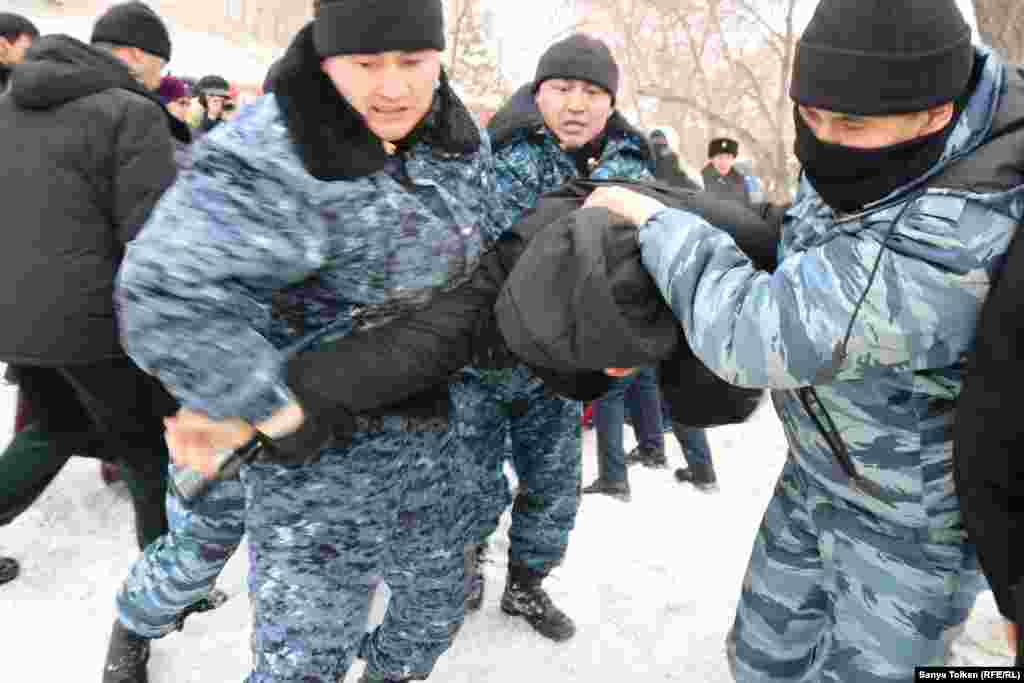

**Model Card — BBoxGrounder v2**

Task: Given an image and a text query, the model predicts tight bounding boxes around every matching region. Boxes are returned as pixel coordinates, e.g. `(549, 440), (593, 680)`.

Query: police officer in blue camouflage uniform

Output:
(109, 1), (501, 680)
(584, 0), (1024, 679)
(453, 33), (653, 642)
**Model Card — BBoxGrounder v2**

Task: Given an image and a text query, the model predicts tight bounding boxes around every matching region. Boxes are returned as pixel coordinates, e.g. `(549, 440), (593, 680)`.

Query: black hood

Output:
(270, 23), (481, 181)
(486, 81), (647, 154)
(9, 35), (190, 143)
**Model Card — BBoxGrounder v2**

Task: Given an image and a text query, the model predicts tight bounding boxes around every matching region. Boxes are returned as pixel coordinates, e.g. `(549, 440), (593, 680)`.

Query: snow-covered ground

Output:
(0, 380), (1013, 681)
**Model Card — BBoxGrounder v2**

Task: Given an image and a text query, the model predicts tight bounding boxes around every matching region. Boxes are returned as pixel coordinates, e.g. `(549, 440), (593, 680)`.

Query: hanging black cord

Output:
(795, 198), (919, 502)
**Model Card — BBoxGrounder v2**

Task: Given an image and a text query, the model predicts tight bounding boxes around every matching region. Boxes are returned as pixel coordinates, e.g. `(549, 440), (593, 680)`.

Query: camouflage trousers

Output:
(116, 464), (245, 638)
(451, 367), (582, 572)
(727, 458), (987, 682)
(243, 428), (470, 683)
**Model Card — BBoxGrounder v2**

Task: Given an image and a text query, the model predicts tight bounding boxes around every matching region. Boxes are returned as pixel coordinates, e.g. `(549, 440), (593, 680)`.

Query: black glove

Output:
(256, 408), (353, 467)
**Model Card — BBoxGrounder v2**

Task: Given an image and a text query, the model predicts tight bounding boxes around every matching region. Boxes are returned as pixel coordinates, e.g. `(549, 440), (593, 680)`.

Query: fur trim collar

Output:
(270, 23), (481, 181)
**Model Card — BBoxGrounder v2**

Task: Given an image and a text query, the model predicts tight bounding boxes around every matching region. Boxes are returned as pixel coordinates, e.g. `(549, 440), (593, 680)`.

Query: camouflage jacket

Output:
(117, 26), (499, 423)
(639, 47), (1024, 527)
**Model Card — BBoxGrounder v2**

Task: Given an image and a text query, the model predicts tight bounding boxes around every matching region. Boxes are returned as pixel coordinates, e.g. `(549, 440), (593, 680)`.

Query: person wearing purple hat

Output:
(158, 75), (190, 122)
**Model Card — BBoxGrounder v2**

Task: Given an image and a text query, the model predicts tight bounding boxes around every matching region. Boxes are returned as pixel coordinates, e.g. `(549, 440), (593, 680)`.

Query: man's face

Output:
(797, 104), (952, 149)
(0, 33), (33, 66)
(206, 95), (226, 119)
(711, 153), (735, 176)
(136, 51), (167, 91)
(535, 79), (613, 150)
(166, 97), (190, 122)
(322, 50), (442, 143)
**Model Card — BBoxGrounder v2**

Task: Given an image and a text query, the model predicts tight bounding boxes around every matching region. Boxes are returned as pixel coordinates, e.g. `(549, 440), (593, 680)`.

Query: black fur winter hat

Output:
(708, 137), (738, 158)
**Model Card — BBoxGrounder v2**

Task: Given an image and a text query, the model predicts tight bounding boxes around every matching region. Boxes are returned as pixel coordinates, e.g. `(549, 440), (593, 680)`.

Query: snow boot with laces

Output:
(500, 563), (575, 642)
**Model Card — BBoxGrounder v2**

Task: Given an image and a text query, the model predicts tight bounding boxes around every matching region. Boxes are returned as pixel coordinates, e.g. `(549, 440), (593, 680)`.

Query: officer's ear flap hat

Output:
(708, 137), (738, 158)
(533, 33), (619, 105)
(790, 0), (973, 115)
(314, 0), (445, 57)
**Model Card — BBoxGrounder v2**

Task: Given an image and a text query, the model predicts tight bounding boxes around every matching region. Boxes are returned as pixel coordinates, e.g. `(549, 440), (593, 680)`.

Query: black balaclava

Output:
(788, 0), (974, 213)
(793, 106), (959, 214)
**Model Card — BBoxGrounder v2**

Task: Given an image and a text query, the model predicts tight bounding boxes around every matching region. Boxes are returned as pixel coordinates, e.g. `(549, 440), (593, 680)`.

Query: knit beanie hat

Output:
(534, 34), (619, 103)
(0, 13), (39, 41)
(314, 0), (445, 57)
(790, 0), (973, 115)
(708, 137), (738, 158)
(91, 2), (171, 61)
(157, 75), (189, 103)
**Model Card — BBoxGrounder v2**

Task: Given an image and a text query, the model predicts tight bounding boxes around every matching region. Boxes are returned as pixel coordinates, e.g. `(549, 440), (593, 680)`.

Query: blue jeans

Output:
(595, 367), (663, 483)
(672, 422), (713, 468)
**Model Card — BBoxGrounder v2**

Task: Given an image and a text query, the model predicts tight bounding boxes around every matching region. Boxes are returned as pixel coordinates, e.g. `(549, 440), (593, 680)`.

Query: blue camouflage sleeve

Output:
(477, 130), (510, 244)
(116, 139), (329, 422)
(638, 205), (1005, 390)
(492, 142), (545, 231)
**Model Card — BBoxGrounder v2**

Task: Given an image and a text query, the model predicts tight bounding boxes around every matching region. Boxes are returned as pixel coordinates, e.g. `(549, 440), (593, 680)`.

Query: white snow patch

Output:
(0, 377), (1013, 681)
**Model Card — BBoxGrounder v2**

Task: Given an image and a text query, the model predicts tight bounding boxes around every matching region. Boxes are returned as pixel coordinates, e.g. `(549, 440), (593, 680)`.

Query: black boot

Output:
(102, 620), (150, 683)
(582, 477), (631, 502)
(465, 543), (486, 612)
(0, 556), (18, 586)
(675, 461), (718, 491)
(625, 446), (667, 468)
(500, 564), (576, 642)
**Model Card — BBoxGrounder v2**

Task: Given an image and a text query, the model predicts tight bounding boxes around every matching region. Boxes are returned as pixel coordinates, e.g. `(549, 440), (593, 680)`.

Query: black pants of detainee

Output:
(1, 358), (176, 549)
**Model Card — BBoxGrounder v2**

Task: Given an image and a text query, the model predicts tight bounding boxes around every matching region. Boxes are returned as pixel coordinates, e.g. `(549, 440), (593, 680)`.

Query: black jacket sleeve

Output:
(954, 225), (1024, 621)
(284, 248), (505, 418)
(112, 96), (177, 244)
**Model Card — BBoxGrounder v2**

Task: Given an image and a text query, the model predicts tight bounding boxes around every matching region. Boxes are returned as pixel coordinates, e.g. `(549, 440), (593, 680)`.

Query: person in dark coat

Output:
(955, 223), (1024, 666)
(0, 1), (189, 590)
(649, 126), (700, 190)
(0, 10), (41, 586)
(701, 136), (754, 207)
(0, 12), (38, 92)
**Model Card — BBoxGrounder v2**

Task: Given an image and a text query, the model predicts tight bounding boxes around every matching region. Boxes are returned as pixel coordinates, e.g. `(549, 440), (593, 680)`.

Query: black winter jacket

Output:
(702, 165), (752, 207)
(0, 35), (189, 366)
(282, 179), (781, 428)
(652, 148), (700, 190)
(495, 179), (780, 426)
